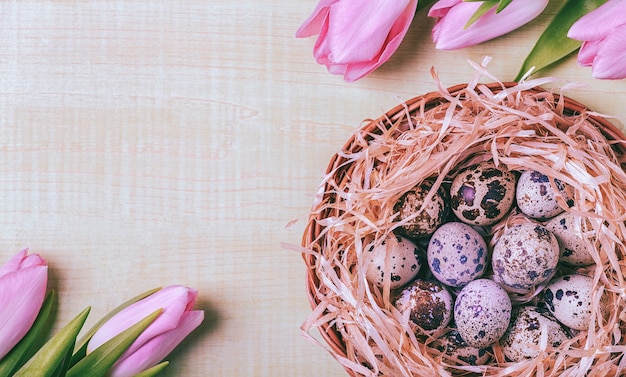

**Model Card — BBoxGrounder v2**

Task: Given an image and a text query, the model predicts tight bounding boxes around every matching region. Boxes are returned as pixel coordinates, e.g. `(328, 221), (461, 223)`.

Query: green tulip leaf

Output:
(66, 309), (162, 377)
(70, 287), (161, 367)
(496, 0), (512, 12)
(133, 361), (169, 377)
(13, 307), (91, 377)
(515, 0), (608, 81)
(50, 346), (73, 377)
(0, 291), (55, 377)
(464, 0), (498, 29)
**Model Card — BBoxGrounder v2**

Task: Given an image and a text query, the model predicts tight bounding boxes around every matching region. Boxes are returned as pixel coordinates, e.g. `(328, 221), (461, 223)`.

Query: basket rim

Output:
(302, 81), (626, 376)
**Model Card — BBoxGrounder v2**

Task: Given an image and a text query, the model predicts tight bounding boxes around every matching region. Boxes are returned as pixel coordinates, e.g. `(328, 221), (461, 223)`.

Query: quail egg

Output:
(501, 306), (570, 361)
(516, 171), (574, 220)
(544, 274), (596, 330)
(433, 329), (492, 366)
(427, 222), (488, 287)
(365, 235), (421, 289)
(394, 279), (453, 335)
(454, 279), (512, 348)
(395, 179), (449, 238)
(491, 223), (559, 292)
(450, 161), (516, 226)
(545, 212), (595, 266)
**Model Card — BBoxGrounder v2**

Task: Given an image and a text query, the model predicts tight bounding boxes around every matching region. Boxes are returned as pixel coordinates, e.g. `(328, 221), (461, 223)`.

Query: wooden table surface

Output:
(1, 1), (624, 376)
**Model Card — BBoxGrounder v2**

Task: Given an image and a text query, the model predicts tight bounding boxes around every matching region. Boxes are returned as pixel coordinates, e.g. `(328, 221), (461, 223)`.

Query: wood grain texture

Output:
(0, 1), (624, 376)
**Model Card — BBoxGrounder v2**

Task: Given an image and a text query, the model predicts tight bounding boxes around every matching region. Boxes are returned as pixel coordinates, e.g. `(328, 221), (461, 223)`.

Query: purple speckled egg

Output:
(454, 279), (512, 348)
(516, 171), (574, 220)
(394, 279), (453, 335)
(427, 222), (488, 287)
(365, 235), (421, 289)
(491, 223), (559, 292)
(501, 306), (570, 361)
(395, 179), (449, 238)
(450, 161), (516, 226)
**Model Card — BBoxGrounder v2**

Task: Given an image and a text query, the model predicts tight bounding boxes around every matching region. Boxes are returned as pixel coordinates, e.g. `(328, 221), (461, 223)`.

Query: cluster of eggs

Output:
(364, 160), (599, 364)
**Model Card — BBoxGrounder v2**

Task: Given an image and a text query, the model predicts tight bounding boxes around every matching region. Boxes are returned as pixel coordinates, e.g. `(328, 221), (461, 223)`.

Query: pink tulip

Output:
(0, 249), (48, 359)
(429, 0), (548, 50)
(88, 285), (204, 377)
(567, 0), (626, 79)
(296, 0), (418, 82)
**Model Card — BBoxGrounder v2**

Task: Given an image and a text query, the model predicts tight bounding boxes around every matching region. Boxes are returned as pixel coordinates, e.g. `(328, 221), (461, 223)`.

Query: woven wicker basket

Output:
(302, 82), (626, 376)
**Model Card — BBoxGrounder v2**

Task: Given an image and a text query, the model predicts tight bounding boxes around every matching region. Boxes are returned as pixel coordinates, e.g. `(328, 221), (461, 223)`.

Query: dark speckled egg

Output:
(454, 279), (511, 348)
(395, 180), (449, 238)
(394, 279), (453, 335)
(427, 222), (487, 287)
(491, 223), (559, 293)
(433, 329), (492, 366)
(450, 161), (516, 226)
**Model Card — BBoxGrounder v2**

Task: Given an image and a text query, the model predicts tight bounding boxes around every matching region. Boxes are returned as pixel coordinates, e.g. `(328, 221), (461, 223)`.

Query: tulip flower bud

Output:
(0, 249), (48, 359)
(429, 0), (548, 50)
(87, 285), (204, 377)
(568, 0), (626, 80)
(296, 0), (418, 81)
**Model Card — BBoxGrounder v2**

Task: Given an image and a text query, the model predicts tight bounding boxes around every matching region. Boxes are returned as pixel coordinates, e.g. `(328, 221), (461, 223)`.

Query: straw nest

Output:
(302, 67), (626, 377)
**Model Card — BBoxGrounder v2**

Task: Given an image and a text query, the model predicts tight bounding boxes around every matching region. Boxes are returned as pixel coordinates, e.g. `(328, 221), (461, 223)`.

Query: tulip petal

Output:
(577, 40), (602, 67)
(88, 286), (196, 357)
(71, 287), (162, 367)
(590, 24), (626, 79)
(428, 0), (462, 17)
(67, 309), (161, 377)
(343, 0), (418, 81)
(297, 0), (418, 81)
(0, 250), (29, 278)
(295, 0), (339, 38)
(567, 0), (626, 42)
(109, 311), (204, 377)
(18, 253), (46, 270)
(431, 0), (548, 50)
(0, 291), (54, 377)
(326, 0), (412, 64)
(313, 18), (332, 65)
(0, 265), (47, 359)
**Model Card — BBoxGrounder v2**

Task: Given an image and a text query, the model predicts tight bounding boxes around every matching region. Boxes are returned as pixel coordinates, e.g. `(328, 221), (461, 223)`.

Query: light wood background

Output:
(1, 1), (624, 376)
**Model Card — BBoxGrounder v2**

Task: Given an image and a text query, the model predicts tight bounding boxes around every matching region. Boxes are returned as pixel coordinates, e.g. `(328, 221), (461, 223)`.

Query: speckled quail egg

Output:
(492, 223), (559, 292)
(394, 279), (453, 335)
(450, 161), (516, 226)
(433, 329), (492, 366)
(516, 171), (574, 220)
(501, 306), (570, 361)
(544, 274), (596, 330)
(545, 212), (595, 266)
(454, 279), (512, 348)
(365, 235), (421, 289)
(395, 179), (449, 238)
(427, 222), (487, 287)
